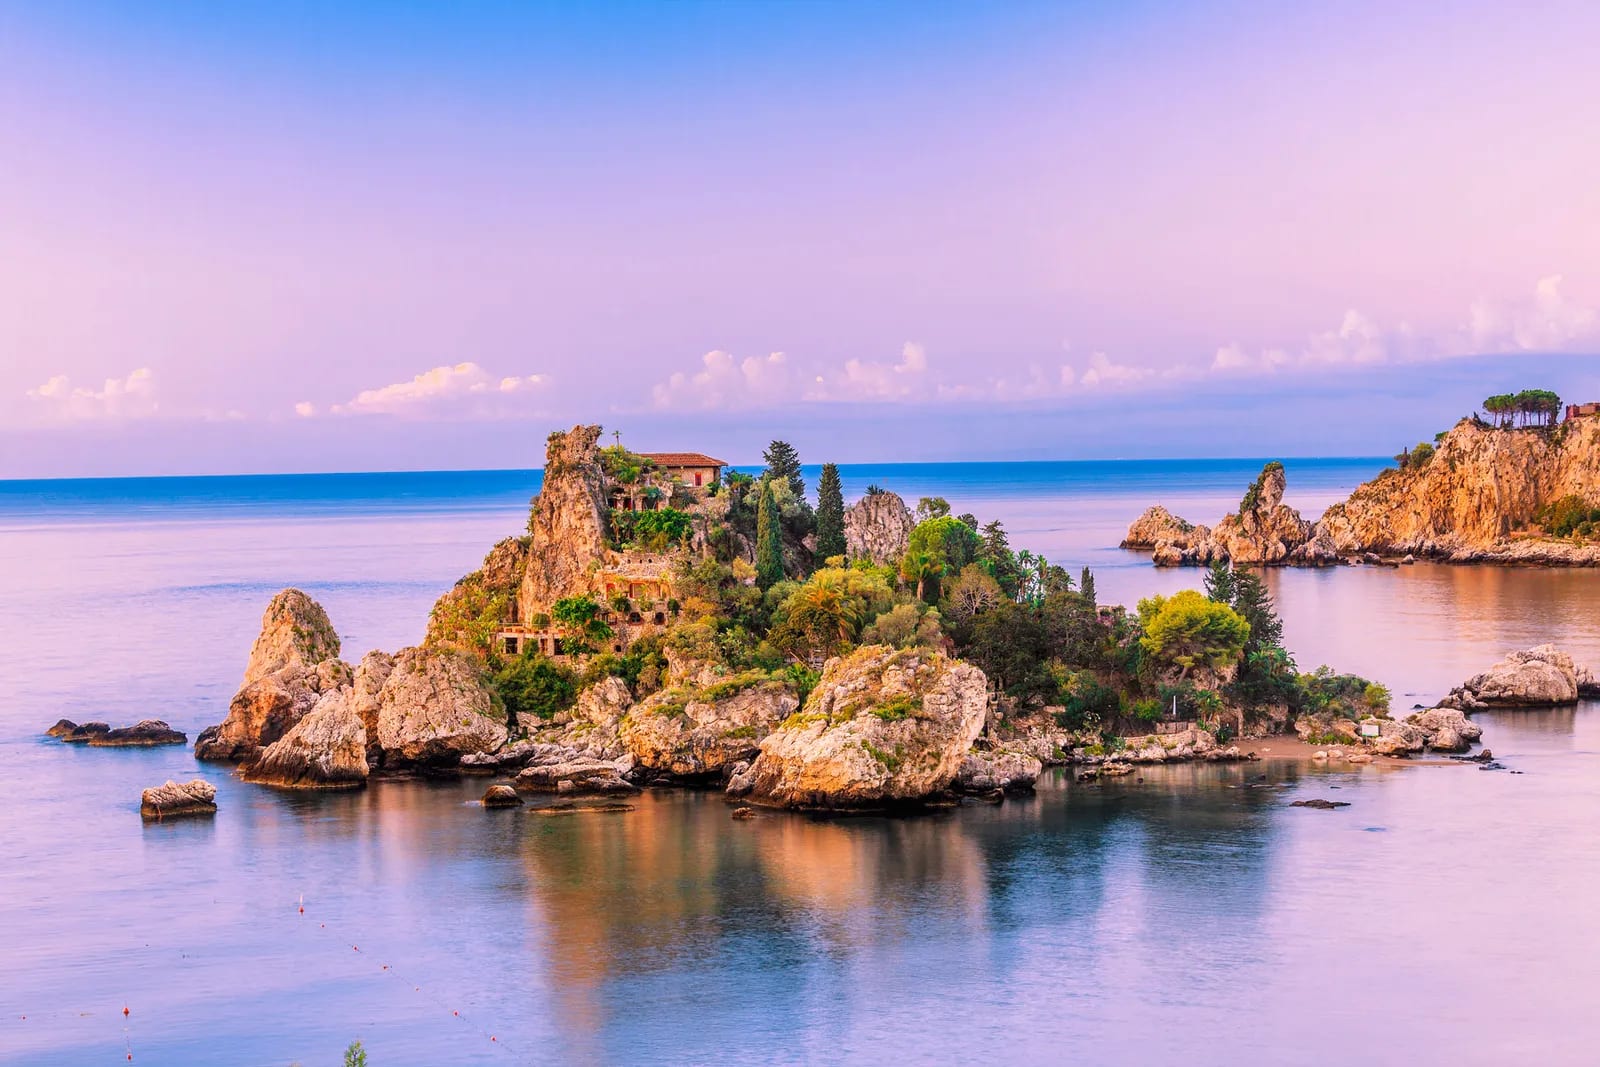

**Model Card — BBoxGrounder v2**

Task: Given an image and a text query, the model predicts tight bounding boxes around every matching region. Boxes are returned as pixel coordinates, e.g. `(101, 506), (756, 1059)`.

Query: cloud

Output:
(26, 368), (158, 420)
(651, 350), (796, 411)
(811, 342), (933, 402)
(1465, 274), (1599, 352)
(310, 362), (546, 417)
(1079, 351), (1161, 387)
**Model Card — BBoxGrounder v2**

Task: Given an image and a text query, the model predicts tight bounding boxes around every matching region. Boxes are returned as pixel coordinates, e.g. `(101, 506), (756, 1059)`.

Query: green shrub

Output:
(491, 654), (577, 725)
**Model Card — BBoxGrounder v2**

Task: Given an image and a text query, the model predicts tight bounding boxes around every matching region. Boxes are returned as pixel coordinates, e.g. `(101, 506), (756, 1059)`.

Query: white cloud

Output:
(319, 362), (546, 417)
(651, 350), (796, 411)
(812, 342), (933, 402)
(26, 368), (158, 420)
(1080, 351), (1158, 387)
(293, 402), (316, 418)
(1465, 274), (1599, 352)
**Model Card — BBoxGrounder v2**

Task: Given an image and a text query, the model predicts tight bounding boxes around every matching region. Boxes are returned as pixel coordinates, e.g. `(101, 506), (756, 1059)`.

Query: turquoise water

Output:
(3, 457), (1599, 1066)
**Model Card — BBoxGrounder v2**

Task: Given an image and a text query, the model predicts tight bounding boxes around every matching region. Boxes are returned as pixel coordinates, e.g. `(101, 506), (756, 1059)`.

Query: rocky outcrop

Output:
(1124, 463), (1322, 567)
(516, 425), (612, 619)
(1405, 707), (1482, 753)
(244, 687), (369, 789)
(481, 784), (522, 808)
(426, 537), (530, 657)
(197, 590), (348, 762)
(845, 490), (915, 566)
(621, 679), (799, 780)
(373, 647), (507, 767)
(351, 651), (395, 761)
(140, 779), (217, 820)
(510, 677), (634, 762)
(735, 646), (987, 810)
(515, 755), (638, 796)
(1440, 645), (1591, 708)
(954, 748), (1042, 795)
(1131, 418), (1600, 568)
(86, 720), (187, 747)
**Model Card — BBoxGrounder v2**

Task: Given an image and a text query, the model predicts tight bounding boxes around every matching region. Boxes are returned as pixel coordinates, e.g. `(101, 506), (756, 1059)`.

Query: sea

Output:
(3, 458), (1599, 1066)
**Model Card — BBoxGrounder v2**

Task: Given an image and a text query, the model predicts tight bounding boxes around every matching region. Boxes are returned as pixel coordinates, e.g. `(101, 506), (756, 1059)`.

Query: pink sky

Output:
(3, 2), (1599, 475)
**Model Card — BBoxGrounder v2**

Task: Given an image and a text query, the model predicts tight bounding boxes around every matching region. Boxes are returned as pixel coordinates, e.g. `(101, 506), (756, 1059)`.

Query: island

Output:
(194, 424), (1502, 811)
(1124, 391), (1600, 567)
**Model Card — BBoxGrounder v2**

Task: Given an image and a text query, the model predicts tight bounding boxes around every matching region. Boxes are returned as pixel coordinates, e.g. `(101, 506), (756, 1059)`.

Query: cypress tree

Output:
(755, 478), (785, 589)
(1080, 566), (1096, 606)
(763, 440), (807, 500)
(815, 463), (846, 561)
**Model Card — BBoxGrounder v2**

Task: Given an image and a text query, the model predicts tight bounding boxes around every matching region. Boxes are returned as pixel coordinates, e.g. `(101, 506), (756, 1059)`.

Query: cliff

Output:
(1125, 416), (1600, 567)
(518, 425), (612, 615)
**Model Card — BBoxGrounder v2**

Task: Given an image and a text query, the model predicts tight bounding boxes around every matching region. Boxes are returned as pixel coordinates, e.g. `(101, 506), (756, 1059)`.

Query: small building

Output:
(639, 452), (728, 490)
(1565, 402), (1600, 421)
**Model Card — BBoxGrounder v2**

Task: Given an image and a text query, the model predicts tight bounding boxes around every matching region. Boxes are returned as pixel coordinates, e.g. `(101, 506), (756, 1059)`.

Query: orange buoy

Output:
(122, 1006), (129, 1017)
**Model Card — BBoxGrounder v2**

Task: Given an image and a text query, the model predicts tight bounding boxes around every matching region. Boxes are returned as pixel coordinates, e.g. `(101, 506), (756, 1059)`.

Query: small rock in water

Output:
(140, 779), (218, 820)
(50, 720), (110, 743)
(730, 806), (756, 820)
(481, 784), (522, 808)
(1290, 798), (1350, 810)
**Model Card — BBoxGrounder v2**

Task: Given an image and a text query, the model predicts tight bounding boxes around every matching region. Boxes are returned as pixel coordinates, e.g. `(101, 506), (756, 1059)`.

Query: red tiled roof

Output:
(640, 452), (728, 467)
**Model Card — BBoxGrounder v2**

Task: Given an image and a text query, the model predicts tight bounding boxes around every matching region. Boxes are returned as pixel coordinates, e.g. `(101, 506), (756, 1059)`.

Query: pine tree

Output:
(976, 520), (1021, 598)
(815, 463), (846, 561)
(1080, 566), (1096, 606)
(755, 478), (785, 589)
(1231, 570), (1283, 653)
(763, 440), (807, 501)
(1203, 559), (1235, 604)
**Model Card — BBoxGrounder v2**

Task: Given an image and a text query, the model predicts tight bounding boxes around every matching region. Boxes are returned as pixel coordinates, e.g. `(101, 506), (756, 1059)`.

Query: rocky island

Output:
(194, 424), (1507, 812)
(1124, 393), (1600, 567)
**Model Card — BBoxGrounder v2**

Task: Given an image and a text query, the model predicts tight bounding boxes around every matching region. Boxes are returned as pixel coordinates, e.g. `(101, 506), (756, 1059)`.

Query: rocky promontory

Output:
(1440, 645), (1599, 709)
(1125, 414), (1600, 567)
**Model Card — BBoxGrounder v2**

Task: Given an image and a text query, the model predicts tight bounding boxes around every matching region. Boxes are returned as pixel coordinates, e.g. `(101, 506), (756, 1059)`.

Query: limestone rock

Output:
(241, 589), (340, 688)
(1367, 718), (1428, 757)
(1121, 505), (1197, 550)
(954, 748), (1042, 794)
(844, 490), (915, 566)
(87, 719), (186, 747)
(1126, 464), (1317, 567)
(516, 425), (612, 618)
(481, 784), (523, 808)
(373, 647), (507, 767)
(50, 720), (110, 743)
(1406, 707), (1483, 753)
(739, 646), (987, 809)
(621, 680), (799, 779)
(244, 687), (369, 789)
(1440, 645), (1586, 708)
(140, 779), (217, 820)
(351, 650), (395, 758)
(515, 757), (638, 795)
(426, 537), (530, 657)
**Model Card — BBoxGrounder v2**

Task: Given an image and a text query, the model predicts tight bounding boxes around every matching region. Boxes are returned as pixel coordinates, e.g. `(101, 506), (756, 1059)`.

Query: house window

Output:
(694, 471), (703, 486)
(653, 612), (665, 625)
(553, 638), (565, 656)
(503, 637), (519, 655)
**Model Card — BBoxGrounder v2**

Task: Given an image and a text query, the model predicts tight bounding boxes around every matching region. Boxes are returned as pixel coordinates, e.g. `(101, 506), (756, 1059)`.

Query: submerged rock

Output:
(1290, 798), (1350, 810)
(1440, 645), (1590, 709)
(244, 688), (368, 789)
(738, 646), (987, 810)
(140, 779), (218, 820)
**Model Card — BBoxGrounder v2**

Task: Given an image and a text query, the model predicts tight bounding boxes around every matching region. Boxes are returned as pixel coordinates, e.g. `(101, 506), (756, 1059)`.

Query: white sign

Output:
(1360, 722), (1381, 738)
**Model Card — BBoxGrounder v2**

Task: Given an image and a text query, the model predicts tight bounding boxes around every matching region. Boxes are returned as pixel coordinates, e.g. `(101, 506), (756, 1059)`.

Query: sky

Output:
(3, 0), (1599, 477)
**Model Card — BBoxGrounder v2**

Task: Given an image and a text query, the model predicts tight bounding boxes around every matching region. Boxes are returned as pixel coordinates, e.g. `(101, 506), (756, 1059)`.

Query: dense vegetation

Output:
(1483, 389), (1562, 429)
(1535, 495), (1600, 539)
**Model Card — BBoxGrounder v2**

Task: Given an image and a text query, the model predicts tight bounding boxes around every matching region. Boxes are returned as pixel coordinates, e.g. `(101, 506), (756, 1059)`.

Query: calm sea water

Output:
(3, 458), (1599, 1066)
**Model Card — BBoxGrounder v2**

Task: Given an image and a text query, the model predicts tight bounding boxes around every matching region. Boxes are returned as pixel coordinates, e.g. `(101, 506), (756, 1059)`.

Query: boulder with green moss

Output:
(621, 673), (799, 779)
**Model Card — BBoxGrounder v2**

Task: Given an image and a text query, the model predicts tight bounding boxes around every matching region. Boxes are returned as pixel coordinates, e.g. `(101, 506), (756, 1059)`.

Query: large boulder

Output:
(351, 650), (396, 762)
(1406, 707), (1483, 753)
(1366, 718), (1428, 757)
(954, 748), (1042, 794)
(88, 720), (187, 747)
(244, 687), (369, 789)
(196, 590), (347, 762)
(621, 678), (799, 779)
(736, 646), (988, 809)
(373, 647), (507, 766)
(1121, 505), (1197, 549)
(844, 490), (915, 566)
(515, 755), (637, 796)
(1440, 645), (1587, 708)
(140, 779), (217, 820)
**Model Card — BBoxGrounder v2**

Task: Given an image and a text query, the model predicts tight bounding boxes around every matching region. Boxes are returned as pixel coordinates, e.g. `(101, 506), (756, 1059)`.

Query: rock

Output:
(87, 719), (187, 747)
(1367, 718), (1428, 757)
(426, 538), (531, 656)
(1125, 465), (1319, 566)
(351, 650), (395, 755)
(515, 757), (638, 795)
(1311, 750), (1328, 761)
(739, 646), (987, 810)
(954, 748), (1043, 794)
(1406, 707), (1482, 752)
(730, 806), (757, 820)
(241, 589), (341, 688)
(196, 590), (347, 762)
(373, 647), (508, 767)
(1441, 645), (1588, 708)
(1290, 798), (1350, 810)
(515, 425), (612, 620)
(140, 779), (217, 820)
(50, 720), (110, 743)
(844, 490), (915, 566)
(1347, 753), (1373, 764)
(621, 679), (799, 779)
(481, 784), (523, 808)
(1121, 505), (1197, 549)
(244, 688), (368, 789)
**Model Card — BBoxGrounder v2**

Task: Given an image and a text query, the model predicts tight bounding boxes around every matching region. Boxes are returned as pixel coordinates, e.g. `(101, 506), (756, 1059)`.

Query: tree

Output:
(1203, 559), (1235, 604)
(815, 463), (846, 561)
(550, 595), (614, 653)
(345, 1041), (369, 1067)
(1079, 566), (1097, 607)
(916, 496), (951, 522)
(492, 653), (578, 727)
(947, 564), (1003, 621)
(900, 516), (978, 603)
(976, 520), (1022, 598)
(763, 440), (807, 500)
(1230, 570), (1284, 654)
(1136, 590), (1249, 681)
(755, 478), (785, 589)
